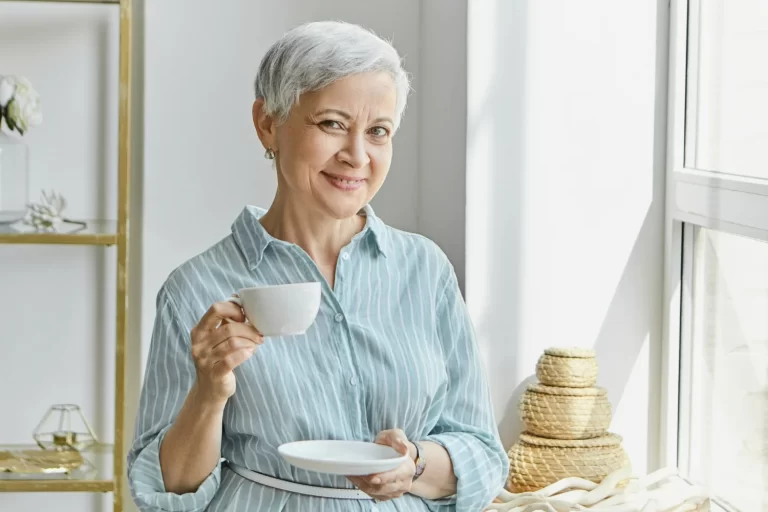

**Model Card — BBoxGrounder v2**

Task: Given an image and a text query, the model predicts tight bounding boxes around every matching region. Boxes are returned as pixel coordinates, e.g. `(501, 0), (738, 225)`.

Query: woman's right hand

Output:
(190, 300), (264, 405)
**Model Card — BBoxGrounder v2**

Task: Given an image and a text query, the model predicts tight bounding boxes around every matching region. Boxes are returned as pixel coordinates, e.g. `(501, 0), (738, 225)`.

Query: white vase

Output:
(0, 131), (29, 224)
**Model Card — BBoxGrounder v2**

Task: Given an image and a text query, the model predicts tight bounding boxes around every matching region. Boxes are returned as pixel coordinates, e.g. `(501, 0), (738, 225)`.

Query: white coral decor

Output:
(0, 75), (43, 135)
(23, 190), (69, 232)
(488, 467), (710, 512)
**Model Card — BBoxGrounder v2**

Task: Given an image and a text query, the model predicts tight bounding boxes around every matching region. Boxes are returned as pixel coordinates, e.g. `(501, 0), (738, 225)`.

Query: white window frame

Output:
(660, 0), (768, 507)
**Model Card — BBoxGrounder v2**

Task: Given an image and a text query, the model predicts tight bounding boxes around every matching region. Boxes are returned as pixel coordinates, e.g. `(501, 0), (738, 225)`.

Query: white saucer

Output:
(278, 440), (408, 476)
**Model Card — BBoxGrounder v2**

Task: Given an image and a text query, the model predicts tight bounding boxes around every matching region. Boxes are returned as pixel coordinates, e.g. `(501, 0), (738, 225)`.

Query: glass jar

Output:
(0, 131), (29, 224)
(32, 404), (99, 452)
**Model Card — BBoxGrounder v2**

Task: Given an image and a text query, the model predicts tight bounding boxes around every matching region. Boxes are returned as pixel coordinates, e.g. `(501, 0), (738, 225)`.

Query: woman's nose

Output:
(337, 133), (370, 169)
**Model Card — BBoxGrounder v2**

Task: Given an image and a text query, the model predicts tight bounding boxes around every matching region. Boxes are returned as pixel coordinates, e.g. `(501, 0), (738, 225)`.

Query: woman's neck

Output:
(259, 193), (365, 268)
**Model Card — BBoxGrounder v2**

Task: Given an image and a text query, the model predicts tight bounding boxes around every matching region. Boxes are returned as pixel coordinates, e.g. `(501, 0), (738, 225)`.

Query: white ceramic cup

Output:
(227, 282), (321, 336)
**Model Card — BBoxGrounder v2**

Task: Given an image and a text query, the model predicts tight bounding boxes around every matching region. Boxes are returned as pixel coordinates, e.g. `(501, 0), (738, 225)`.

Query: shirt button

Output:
(350, 377), (358, 386)
(341, 252), (350, 261)
(334, 313), (344, 323)
(370, 506), (378, 512)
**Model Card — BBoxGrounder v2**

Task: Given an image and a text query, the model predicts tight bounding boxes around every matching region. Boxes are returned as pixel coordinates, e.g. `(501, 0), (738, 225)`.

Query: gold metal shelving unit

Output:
(0, 0), (132, 510)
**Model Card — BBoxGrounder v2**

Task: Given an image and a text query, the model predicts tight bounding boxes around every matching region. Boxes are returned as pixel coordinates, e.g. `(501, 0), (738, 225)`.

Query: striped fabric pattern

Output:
(127, 205), (508, 511)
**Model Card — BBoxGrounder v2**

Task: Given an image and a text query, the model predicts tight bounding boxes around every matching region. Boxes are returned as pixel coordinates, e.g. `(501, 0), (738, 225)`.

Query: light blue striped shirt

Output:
(127, 205), (508, 511)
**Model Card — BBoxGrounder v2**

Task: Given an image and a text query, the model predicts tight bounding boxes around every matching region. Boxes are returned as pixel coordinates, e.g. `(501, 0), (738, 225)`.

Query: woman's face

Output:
(255, 72), (398, 219)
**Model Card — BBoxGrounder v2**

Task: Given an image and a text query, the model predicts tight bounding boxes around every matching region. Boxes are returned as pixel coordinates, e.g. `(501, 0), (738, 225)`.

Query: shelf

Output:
(0, 443), (114, 493)
(2, 0), (132, 507)
(0, 220), (118, 245)
(0, 480), (114, 492)
(0, 0), (120, 4)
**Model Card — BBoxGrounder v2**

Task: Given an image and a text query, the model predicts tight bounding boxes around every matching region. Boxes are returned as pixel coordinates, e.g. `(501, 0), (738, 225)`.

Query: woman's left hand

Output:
(347, 429), (416, 501)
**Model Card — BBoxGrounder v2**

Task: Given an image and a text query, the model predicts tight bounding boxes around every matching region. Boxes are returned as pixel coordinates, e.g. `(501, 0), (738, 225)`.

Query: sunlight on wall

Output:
(612, 333), (651, 474)
(466, 1), (666, 469)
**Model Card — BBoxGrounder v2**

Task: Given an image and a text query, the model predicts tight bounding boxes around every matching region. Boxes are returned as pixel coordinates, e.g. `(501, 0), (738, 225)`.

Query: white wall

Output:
(467, 0), (669, 475)
(418, 0), (468, 289)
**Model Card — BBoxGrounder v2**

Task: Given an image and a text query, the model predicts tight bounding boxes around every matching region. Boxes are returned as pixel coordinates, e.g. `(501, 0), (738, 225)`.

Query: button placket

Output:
(332, 308), (364, 437)
(335, 315), (359, 387)
(335, 250), (351, 290)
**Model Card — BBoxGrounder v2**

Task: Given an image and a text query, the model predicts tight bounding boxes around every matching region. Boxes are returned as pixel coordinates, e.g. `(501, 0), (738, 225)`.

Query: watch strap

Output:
(412, 440), (426, 481)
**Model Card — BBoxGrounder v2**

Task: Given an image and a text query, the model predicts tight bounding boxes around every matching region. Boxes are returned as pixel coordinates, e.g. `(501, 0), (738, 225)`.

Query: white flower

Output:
(5, 76), (42, 135)
(0, 76), (15, 108)
(0, 75), (42, 135)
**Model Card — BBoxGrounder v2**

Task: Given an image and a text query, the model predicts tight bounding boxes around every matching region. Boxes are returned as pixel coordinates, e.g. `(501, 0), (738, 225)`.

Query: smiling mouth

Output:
(322, 172), (366, 184)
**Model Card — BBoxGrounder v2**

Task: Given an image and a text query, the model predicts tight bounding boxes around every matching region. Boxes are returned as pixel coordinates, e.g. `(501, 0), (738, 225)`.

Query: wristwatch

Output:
(411, 440), (426, 481)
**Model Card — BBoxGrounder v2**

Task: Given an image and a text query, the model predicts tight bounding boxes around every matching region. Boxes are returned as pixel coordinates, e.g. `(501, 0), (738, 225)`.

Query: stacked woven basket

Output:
(506, 347), (631, 493)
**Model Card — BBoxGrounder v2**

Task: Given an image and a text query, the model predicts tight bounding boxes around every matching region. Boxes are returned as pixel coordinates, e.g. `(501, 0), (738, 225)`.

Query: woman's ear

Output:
(252, 98), (277, 150)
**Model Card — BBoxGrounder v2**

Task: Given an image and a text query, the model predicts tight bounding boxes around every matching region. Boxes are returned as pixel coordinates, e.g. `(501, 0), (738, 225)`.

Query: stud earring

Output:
(264, 147), (275, 160)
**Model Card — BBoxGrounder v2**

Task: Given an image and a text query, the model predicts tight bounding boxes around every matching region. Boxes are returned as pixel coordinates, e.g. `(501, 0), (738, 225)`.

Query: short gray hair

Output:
(254, 21), (411, 130)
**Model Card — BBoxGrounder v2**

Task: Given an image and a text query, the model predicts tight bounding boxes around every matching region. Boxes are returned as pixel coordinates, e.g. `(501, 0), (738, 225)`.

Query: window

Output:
(664, 1), (768, 511)
(685, 0), (768, 177)
(678, 227), (768, 511)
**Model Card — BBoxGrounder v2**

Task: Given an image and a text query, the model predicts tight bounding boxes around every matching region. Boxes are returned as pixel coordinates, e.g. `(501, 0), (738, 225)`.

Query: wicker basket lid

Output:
(527, 383), (607, 397)
(544, 347), (596, 358)
(519, 432), (623, 448)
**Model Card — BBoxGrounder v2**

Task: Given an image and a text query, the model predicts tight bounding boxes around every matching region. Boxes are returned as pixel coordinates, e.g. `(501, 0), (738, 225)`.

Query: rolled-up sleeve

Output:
(127, 287), (222, 512)
(425, 262), (509, 511)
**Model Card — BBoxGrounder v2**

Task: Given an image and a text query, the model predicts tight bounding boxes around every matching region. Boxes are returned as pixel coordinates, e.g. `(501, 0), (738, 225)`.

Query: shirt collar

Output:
(231, 204), (389, 269)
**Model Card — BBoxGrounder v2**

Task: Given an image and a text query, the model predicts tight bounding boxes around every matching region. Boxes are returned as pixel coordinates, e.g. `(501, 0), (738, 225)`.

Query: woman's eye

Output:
(320, 120), (343, 130)
(369, 126), (389, 138)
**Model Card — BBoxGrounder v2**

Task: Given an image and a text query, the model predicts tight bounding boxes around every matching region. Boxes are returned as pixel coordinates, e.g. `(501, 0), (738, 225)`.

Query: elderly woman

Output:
(128, 21), (507, 512)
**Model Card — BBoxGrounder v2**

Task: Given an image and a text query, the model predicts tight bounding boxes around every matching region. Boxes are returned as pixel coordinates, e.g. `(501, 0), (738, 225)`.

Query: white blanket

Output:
(487, 467), (710, 512)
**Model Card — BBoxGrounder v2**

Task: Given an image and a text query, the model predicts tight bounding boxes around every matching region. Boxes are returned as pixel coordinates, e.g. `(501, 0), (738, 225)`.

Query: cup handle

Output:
(225, 295), (253, 326)
(222, 296), (244, 326)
